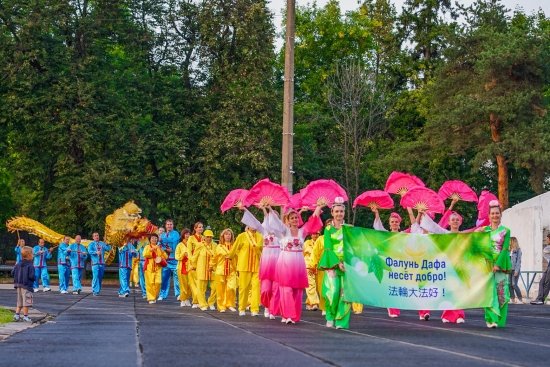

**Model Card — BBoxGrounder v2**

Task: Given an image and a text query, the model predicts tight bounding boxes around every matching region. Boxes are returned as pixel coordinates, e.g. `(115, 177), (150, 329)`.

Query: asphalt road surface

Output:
(0, 286), (548, 367)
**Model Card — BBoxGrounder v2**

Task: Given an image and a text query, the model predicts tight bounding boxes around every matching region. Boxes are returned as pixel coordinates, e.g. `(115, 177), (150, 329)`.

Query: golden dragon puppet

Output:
(6, 201), (158, 264)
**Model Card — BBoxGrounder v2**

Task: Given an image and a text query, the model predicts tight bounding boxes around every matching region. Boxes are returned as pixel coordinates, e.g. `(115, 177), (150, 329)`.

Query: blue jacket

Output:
(15, 246), (22, 264)
(87, 241), (112, 266)
(160, 230), (181, 262)
(511, 248), (522, 273)
(68, 243), (88, 269)
(12, 260), (35, 292)
(118, 243), (137, 268)
(33, 245), (52, 268)
(57, 243), (71, 265)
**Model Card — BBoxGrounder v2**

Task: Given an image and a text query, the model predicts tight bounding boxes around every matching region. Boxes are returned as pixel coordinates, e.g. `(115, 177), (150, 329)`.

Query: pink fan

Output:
(400, 187), (445, 214)
(220, 189), (249, 213)
(384, 171), (425, 196)
(284, 193), (303, 211)
(300, 179), (348, 208)
(243, 178), (290, 207)
(353, 190), (394, 209)
(438, 180), (478, 202)
(477, 190), (498, 225)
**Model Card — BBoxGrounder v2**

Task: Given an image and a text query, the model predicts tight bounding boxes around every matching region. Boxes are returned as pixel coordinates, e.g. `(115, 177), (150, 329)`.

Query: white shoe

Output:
(516, 299), (524, 304)
(200, 307), (208, 311)
(321, 311), (326, 316)
(456, 318), (465, 324)
(239, 311), (246, 316)
(420, 314), (430, 321)
(269, 314), (276, 320)
(326, 320), (334, 328)
(335, 325), (343, 329)
(219, 309), (226, 313)
(43, 287), (51, 292)
(157, 296), (164, 301)
(180, 301), (185, 307)
(209, 305), (216, 311)
(264, 308), (270, 318)
(118, 294), (126, 298)
(33, 289), (39, 293)
(191, 304), (199, 309)
(60, 290), (68, 294)
(286, 319), (295, 324)
(251, 312), (259, 317)
(148, 300), (156, 304)
(229, 307), (237, 312)
(486, 322), (497, 328)
(184, 300), (192, 307)
(281, 318), (287, 323)
(442, 318), (450, 323)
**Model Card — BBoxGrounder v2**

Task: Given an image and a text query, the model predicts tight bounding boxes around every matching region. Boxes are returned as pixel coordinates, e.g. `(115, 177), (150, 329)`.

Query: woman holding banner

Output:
(477, 200), (512, 328)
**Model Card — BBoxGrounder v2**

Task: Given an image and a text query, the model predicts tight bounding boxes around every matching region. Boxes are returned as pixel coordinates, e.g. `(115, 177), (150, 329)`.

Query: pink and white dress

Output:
(268, 213), (322, 323)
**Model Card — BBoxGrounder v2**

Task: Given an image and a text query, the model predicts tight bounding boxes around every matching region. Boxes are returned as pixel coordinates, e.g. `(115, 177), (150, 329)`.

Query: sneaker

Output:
(269, 314), (276, 320)
(264, 308), (270, 318)
(148, 300), (156, 304)
(219, 309), (226, 313)
(281, 318), (287, 323)
(22, 316), (32, 322)
(530, 300), (544, 305)
(191, 304), (199, 309)
(456, 318), (465, 324)
(516, 299), (524, 304)
(486, 322), (497, 328)
(305, 305), (312, 310)
(180, 301), (186, 307)
(420, 314), (430, 321)
(72, 291), (79, 295)
(184, 300), (192, 307)
(251, 312), (259, 317)
(326, 320), (334, 328)
(200, 307), (208, 311)
(229, 307), (237, 312)
(43, 287), (51, 292)
(335, 325), (343, 329)
(142, 295), (147, 299)
(321, 311), (326, 316)
(13, 314), (20, 322)
(209, 305), (216, 311)
(60, 290), (68, 294)
(441, 318), (450, 323)
(239, 311), (246, 316)
(157, 297), (164, 301)
(118, 294), (126, 298)
(33, 289), (39, 293)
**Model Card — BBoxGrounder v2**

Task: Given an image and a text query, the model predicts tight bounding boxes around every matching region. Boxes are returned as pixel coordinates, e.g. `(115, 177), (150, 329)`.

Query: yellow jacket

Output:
(142, 244), (168, 273)
(214, 242), (235, 276)
(191, 241), (215, 281)
(309, 236), (325, 270)
(175, 241), (189, 274)
(228, 230), (263, 273)
(186, 235), (204, 270)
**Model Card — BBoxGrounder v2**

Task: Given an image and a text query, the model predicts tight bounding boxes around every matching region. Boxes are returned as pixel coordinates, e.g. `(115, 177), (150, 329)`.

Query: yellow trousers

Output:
(131, 258), (139, 285)
(352, 303), (363, 314)
(316, 270), (325, 311)
(238, 271), (260, 313)
(215, 273), (236, 311)
(144, 269), (162, 301)
(177, 272), (191, 301)
(188, 270), (199, 304)
(197, 279), (217, 308)
(306, 270), (320, 306)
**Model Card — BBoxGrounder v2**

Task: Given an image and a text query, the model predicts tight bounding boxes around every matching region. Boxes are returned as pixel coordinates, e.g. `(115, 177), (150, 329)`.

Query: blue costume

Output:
(118, 242), (137, 296)
(68, 242), (88, 293)
(138, 245), (147, 297)
(32, 245), (52, 290)
(87, 241), (112, 295)
(15, 246), (22, 264)
(159, 230), (181, 300)
(57, 242), (71, 293)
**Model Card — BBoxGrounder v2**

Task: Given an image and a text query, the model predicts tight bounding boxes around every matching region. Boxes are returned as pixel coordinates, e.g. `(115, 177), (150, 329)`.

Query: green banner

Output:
(343, 227), (496, 310)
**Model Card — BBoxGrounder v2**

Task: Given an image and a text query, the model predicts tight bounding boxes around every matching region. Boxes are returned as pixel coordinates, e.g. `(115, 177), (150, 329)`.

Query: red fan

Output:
(300, 179), (348, 208)
(438, 180), (478, 202)
(353, 190), (394, 209)
(243, 178), (290, 207)
(220, 189), (249, 213)
(384, 171), (425, 196)
(477, 190), (498, 222)
(400, 187), (445, 214)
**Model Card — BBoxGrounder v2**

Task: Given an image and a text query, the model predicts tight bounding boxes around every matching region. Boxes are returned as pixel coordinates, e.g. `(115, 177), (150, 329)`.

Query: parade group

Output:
(11, 173), (514, 330)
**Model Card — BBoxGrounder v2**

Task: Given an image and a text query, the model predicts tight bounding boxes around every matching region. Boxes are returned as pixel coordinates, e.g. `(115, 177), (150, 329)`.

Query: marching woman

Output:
(420, 207), (467, 323)
(268, 204), (323, 324)
(186, 222), (205, 308)
(476, 200), (512, 328)
(175, 229), (192, 307)
(213, 229), (237, 312)
(190, 229), (217, 311)
(143, 233), (168, 304)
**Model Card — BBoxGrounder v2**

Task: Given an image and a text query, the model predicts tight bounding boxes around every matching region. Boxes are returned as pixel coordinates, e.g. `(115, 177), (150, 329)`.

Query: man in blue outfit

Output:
(32, 238), (52, 292)
(118, 240), (137, 297)
(87, 232), (112, 296)
(57, 236), (71, 294)
(69, 235), (88, 294)
(158, 219), (181, 300)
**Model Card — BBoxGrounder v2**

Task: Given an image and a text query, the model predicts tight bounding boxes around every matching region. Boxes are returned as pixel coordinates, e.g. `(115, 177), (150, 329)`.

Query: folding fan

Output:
(353, 190), (394, 209)
(384, 171), (425, 196)
(220, 189), (249, 213)
(438, 180), (478, 202)
(300, 179), (348, 208)
(284, 192), (303, 211)
(476, 190), (498, 225)
(400, 187), (445, 214)
(243, 178), (290, 207)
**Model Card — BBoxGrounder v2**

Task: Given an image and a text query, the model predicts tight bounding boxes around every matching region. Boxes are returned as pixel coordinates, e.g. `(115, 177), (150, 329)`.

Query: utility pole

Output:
(281, 0), (295, 194)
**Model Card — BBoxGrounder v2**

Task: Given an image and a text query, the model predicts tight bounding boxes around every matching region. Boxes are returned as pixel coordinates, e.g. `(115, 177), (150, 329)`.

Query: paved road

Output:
(0, 286), (548, 367)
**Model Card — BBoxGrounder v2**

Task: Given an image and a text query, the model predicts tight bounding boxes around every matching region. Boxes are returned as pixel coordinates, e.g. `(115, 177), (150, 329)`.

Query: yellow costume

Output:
(228, 229), (263, 314)
(130, 257), (139, 286)
(190, 240), (216, 309)
(142, 244), (168, 302)
(175, 241), (191, 302)
(303, 239), (320, 308)
(311, 237), (326, 311)
(186, 235), (203, 305)
(214, 241), (237, 311)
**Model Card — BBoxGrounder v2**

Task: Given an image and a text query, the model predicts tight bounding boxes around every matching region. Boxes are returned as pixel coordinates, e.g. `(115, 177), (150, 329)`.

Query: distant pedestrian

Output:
(509, 237), (523, 304)
(12, 246), (35, 322)
(530, 234), (550, 305)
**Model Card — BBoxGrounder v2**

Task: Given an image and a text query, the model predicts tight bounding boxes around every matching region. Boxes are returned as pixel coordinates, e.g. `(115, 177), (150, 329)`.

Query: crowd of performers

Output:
(13, 181), (513, 331)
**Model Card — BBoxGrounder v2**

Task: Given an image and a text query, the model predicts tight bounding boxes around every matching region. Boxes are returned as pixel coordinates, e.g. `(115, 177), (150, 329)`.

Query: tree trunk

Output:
(489, 113), (509, 208)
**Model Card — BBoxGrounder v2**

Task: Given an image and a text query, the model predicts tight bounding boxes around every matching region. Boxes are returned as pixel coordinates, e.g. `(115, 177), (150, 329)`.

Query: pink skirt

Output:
(259, 246), (280, 281)
(275, 250), (308, 288)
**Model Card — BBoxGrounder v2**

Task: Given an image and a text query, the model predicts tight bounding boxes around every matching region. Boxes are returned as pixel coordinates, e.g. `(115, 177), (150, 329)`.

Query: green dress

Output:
(318, 224), (351, 329)
(483, 224), (512, 327)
